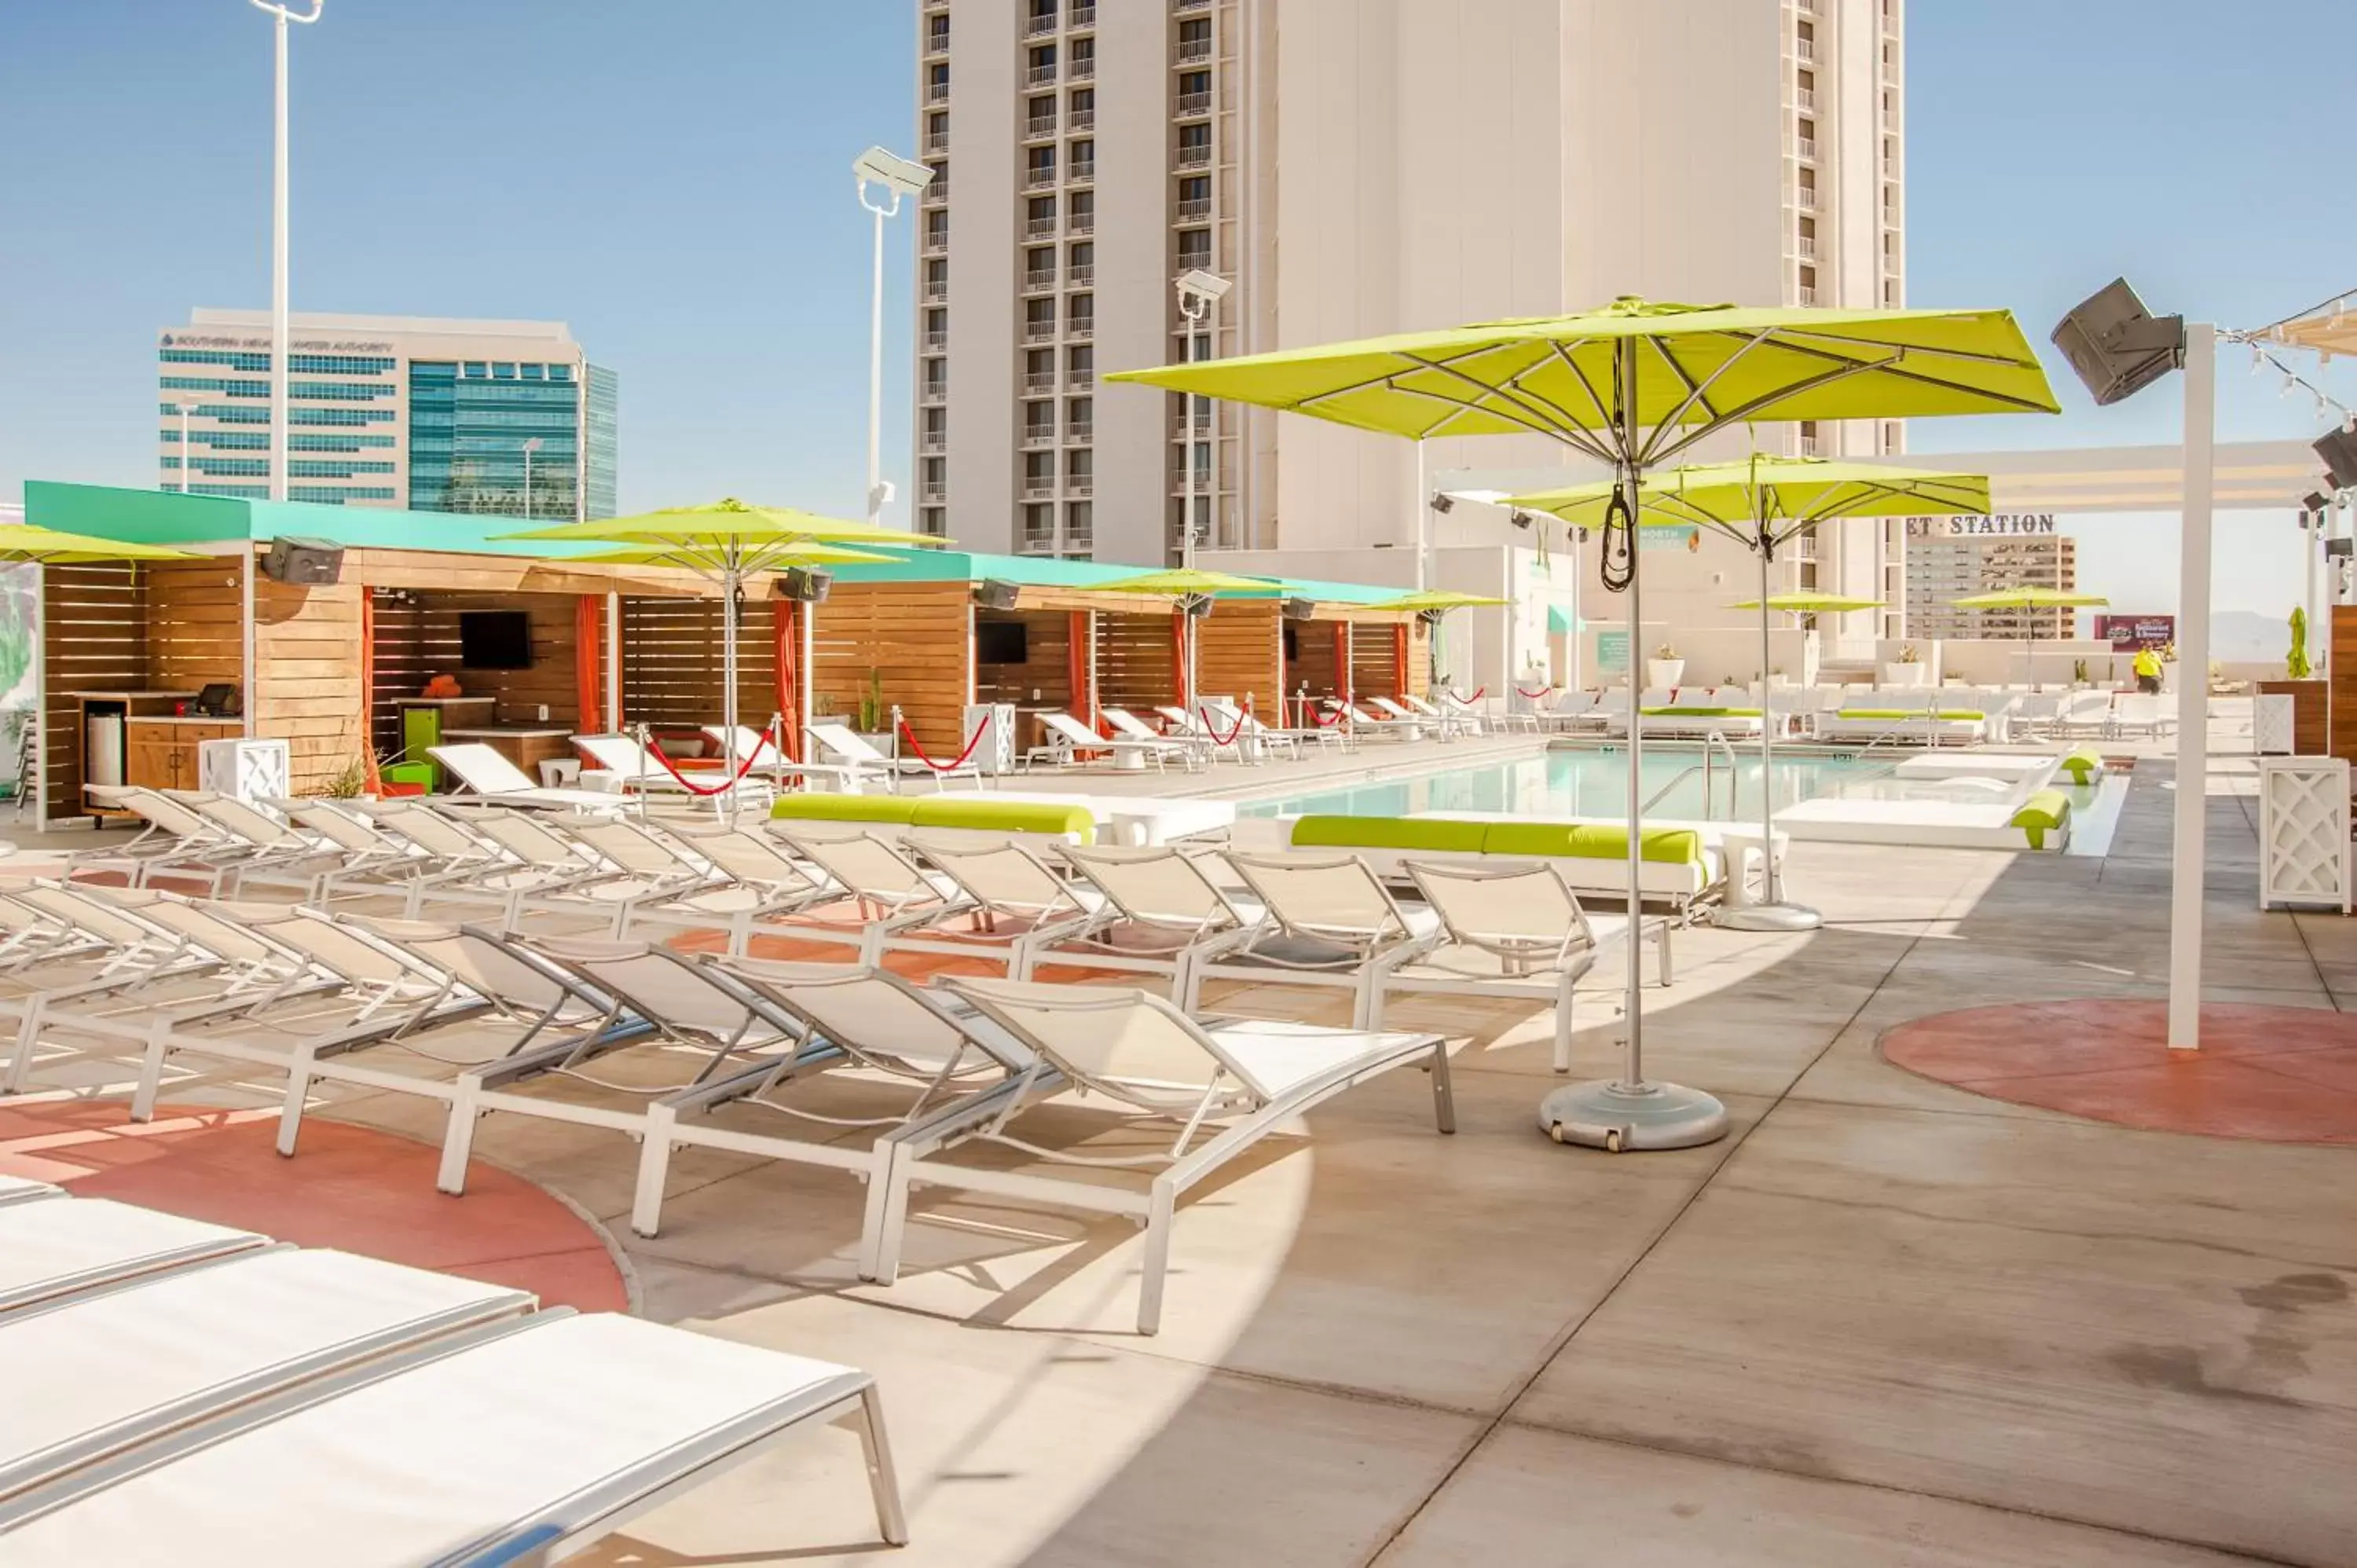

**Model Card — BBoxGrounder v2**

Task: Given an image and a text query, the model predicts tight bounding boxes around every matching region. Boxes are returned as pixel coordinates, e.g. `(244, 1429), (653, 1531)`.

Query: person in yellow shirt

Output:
(2132, 645), (2163, 694)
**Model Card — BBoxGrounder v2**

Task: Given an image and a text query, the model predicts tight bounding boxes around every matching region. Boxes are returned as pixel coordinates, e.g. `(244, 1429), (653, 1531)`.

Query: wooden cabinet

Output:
(124, 722), (240, 793)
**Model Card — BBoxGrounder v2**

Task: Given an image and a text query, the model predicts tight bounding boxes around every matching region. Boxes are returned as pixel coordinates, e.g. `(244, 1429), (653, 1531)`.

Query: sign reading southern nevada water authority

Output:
(1596, 628), (1631, 674)
(1901, 514), (2059, 537)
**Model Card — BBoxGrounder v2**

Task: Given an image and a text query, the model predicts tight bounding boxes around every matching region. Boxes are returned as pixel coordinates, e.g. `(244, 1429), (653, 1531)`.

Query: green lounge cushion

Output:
(1639, 706), (1763, 718)
(1291, 815), (1490, 854)
(2010, 789), (2072, 850)
(1836, 708), (1986, 721)
(2058, 747), (2105, 783)
(771, 793), (921, 826)
(1483, 822), (1705, 867)
(909, 798), (1095, 843)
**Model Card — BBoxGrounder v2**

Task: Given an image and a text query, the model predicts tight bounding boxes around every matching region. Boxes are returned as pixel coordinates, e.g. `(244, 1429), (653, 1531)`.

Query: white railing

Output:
(1026, 64), (1058, 86)
(1176, 145), (1211, 168)
(1177, 38), (1211, 62)
(1025, 114), (1057, 139)
(1176, 91), (1211, 116)
(1023, 269), (1056, 291)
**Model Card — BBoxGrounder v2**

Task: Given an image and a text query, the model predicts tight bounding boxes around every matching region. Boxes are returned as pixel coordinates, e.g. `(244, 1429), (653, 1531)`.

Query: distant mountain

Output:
(2212, 610), (2292, 665)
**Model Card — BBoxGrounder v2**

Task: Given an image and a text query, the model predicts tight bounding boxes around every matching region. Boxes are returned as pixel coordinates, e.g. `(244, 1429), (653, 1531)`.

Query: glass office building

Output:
(158, 310), (616, 518)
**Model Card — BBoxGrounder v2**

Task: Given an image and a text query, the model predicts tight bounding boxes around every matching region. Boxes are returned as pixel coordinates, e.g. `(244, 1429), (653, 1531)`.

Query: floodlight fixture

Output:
(1175, 269), (1233, 308)
(2051, 277), (2186, 407)
(854, 146), (933, 207)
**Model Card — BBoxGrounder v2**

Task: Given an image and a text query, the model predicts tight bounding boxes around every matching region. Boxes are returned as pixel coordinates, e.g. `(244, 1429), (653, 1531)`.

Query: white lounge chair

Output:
(612, 822), (835, 954)
(1052, 842), (1268, 992)
(764, 825), (974, 964)
(1395, 860), (1673, 1072)
(0, 1310), (907, 1562)
(0, 1247), (534, 1504)
(2109, 693), (2172, 739)
(899, 835), (1113, 978)
(868, 976), (1452, 1335)
(0, 1174), (59, 1208)
(1341, 701), (1424, 741)
(1194, 851), (1444, 1026)
(808, 720), (984, 791)
(1023, 711), (1192, 773)
(1401, 692), (1480, 738)
(0, 1197), (266, 1319)
(428, 742), (632, 811)
(571, 733), (773, 811)
(1104, 706), (1213, 767)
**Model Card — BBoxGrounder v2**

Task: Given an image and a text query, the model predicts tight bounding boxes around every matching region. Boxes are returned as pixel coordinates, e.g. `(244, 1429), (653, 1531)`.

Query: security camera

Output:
(1509, 511), (1533, 529)
(1429, 493), (1454, 515)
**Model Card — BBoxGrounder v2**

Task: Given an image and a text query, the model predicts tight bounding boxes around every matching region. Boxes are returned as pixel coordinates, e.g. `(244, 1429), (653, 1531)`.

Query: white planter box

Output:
(2258, 757), (2352, 911)
(1646, 658), (1686, 689)
(1879, 663), (1929, 687)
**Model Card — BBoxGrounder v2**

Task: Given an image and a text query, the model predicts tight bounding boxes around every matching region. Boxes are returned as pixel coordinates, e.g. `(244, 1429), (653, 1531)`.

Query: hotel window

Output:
(1067, 343), (1094, 385)
(1065, 500), (1092, 549)
(1029, 43), (1057, 75)
(1069, 35), (1094, 75)
(1025, 298), (1057, 338)
(1068, 294), (1094, 335)
(924, 209), (948, 246)
(1068, 86), (1094, 128)
(926, 61), (950, 99)
(1068, 240), (1094, 284)
(1028, 0), (1055, 27)
(1177, 229), (1211, 267)
(1025, 452), (1055, 487)
(1027, 145), (1056, 184)
(1067, 396), (1091, 437)
(1069, 190), (1094, 233)
(1025, 401), (1054, 439)
(1066, 449), (1092, 485)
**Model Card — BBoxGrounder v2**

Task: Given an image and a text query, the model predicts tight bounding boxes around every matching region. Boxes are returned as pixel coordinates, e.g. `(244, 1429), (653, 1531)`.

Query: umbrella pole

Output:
(722, 566), (741, 826)
(1719, 522), (1820, 932)
(1538, 338), (1728, 1154)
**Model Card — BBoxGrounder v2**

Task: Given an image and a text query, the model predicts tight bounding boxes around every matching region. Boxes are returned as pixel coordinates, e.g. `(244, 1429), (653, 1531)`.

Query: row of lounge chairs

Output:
(1535, 684), (2176, 746)
(7, 790), (1667, 1333)
(0, 1184), (906, 1562)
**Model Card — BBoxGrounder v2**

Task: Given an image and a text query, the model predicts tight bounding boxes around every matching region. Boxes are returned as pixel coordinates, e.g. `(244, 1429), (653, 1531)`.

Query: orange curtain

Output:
(574, 595), (603, 735)
(1067, 610), (1094, 733)
(772, 599), (801, 761)
(1391, 623), (1409, 698)
(1172, 611), (1191, 709)
(359, 588), (380, 790)
(1332, 621), (1351, 706)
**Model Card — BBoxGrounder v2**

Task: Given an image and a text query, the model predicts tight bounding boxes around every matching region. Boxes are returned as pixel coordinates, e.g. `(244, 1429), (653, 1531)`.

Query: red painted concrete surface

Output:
(1880, 1000), (2357, 1144)
(0, 1100), (629, 1311)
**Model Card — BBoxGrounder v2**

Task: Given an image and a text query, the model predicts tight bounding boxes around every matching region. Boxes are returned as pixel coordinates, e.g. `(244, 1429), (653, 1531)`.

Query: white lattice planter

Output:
(2253, 694), (2295, 756)
(2258, 757), (2352, 912)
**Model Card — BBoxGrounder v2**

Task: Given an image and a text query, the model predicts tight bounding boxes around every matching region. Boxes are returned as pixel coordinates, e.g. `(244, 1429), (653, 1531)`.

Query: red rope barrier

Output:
(1196, 704), (1248, 747)
(1515, 685), (1552, 699)
(1463, 687), (1487, 702)
(643, 726), (779, 797)
(896, 709), (992, 772)
(1307, 702), (1347, 727)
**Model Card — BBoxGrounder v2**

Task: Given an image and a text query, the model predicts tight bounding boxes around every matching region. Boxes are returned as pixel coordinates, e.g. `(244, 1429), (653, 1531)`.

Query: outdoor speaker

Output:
(2315, 428), (2357, 492)
(2328, 539), (2355, 560)
(973, 578), (1021, 611)
(1281, 596), (1320, 621)
(2050, 278), (2184, 407)
(779, 566), (833, 603)
(261, 536), (343, 585)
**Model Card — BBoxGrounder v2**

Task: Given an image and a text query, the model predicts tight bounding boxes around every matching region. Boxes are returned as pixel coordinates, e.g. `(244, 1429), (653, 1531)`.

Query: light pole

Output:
(251, 0), (322, 505)
(521, 437), (544, 521)
(175, 399), (200, 493)
(1175, 269), (1232, 568)
(853, 148), (933, 530)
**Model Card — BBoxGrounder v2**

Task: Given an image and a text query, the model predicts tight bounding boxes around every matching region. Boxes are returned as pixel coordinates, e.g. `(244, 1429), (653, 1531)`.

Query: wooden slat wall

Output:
(812, 582), (972, 750)
(2329, 608), (2357, 762)
(1196, 602), (1281, 706)
(145, 562), (244, 692)
(41, 563), (144, 820)
(973, 610), (1073, 709)
(1097, 609), (1180, 718)
(619, 595), (777, 735)
(1285, 618), (1342, 705)
(254, 576), (365, 797)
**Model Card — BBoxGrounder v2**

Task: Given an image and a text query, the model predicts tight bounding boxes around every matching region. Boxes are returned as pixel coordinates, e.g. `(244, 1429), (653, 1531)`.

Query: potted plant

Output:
(1646, 643), (1685, 689)
(1879, 643), (1927, 687)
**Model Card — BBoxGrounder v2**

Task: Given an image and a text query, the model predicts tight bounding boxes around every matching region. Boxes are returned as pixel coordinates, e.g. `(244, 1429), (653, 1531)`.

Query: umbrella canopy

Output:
(553, 540), (894, 571)
(1726, 592), (1885, 613)
(1948, 587), (2109, 609)
(0, 525), (200, 563)
(1362, 590), (1512, 614)
(1109, 298), (2056, 1155)
(1093, 567), (1281, 599)
(1507, 458), (1991, 551)
(1109, 299), (2058, 460)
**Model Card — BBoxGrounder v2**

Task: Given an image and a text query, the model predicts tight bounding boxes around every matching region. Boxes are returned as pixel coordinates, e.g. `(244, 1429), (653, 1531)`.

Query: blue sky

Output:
(2, 0), (2348, 617)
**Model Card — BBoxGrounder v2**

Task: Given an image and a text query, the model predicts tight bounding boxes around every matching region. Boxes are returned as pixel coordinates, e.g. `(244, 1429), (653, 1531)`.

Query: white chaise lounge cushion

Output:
(0, 1313), (875, 1567)
(0, 1247), (533, 1502)
(0, 1200), (266, 1317)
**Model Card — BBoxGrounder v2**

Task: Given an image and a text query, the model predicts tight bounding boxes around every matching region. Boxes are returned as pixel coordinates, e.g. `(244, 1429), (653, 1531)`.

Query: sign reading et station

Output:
(1900, 514), (2061, 537)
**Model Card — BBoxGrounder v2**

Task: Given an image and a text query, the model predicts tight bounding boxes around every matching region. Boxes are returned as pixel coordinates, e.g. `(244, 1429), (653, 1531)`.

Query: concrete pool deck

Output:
(5, 703), (2352, 1564)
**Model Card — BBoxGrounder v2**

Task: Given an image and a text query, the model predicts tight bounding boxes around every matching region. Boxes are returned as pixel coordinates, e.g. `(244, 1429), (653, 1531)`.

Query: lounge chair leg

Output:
(2, 995), (46, 1095)
(1657, 921), (1674, 986)
(856, 1384), (912, 1546)
(1429, 1039), (1456, 1134)
(1136, 1181), (1177, 1335)
(438, 1086), (482, 1196)
(868, 1150), (915, 1284)
(856, 1142), (902, 1283)
(631, 1105), (676, 1237)
(276, 1059), (313, 1156)
(1553, 977), (1576, 1074)
(130, 1018), (171, 1122)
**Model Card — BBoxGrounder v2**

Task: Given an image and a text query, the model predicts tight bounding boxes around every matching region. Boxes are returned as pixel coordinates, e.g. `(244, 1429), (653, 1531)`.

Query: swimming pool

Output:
(1239, 743), (2125, 855)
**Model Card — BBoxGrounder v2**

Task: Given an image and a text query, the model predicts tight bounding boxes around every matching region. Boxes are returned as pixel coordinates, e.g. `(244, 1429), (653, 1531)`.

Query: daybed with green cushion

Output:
(1835, 708), (1988, 721)
(1285, 814), (1720, 912)
(1635, 706), (1764, 719)
(1813, 707), (1987, 746)
(2009, 789), (2072, 850)
(774, 793), (1095, 844)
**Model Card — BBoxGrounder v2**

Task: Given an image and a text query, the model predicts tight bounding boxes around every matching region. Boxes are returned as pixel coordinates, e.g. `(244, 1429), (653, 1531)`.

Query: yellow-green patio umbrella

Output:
(1362, 590), (1512, 614)
(1110, 297), (2055, 1153)
(1949, 587), (2110, 690)
(1725, 592), (1885, 613)
(498, 500), (937, 777)
(1508, 457), (1986, 933)
(0, 525), (202, 564)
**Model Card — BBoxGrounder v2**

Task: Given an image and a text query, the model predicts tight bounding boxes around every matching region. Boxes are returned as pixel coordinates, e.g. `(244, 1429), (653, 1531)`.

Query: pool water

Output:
(1240, 743), (2125, 855)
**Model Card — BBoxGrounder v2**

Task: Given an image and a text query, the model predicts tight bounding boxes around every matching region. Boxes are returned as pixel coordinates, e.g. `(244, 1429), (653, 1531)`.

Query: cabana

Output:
(20, 483), (761, 819)
(816, 551), (1421, 761)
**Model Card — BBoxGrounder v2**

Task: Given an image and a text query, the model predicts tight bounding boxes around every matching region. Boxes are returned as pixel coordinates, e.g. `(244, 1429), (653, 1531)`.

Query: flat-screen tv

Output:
(459, 610), (533, 670)
(976, 619), (1028, 665)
